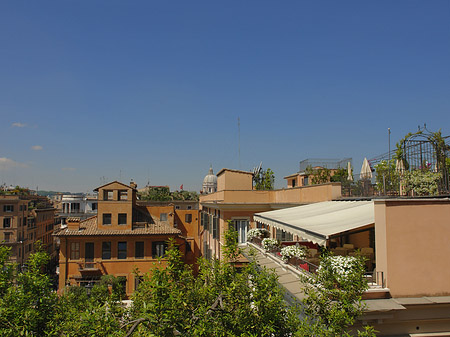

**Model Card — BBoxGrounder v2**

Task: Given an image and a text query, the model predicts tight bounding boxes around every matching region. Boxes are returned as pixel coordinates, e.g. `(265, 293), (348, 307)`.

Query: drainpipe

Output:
(65, 237), (68, 287)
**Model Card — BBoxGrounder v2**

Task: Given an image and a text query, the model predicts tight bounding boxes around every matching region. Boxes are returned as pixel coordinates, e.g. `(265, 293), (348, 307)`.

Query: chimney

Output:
(130, 180), (137, 190)
(67, 217), (81, 230)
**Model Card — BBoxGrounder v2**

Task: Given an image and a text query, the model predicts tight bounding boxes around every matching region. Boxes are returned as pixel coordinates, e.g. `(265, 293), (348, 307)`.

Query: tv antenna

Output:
(238, 117), (241, 169)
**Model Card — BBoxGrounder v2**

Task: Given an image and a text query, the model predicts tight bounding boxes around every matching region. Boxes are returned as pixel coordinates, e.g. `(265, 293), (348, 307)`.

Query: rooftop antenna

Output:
(238, 117), (241, 169)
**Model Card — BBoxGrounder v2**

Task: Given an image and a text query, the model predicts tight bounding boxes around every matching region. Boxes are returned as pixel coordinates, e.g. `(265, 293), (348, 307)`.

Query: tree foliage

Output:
(298, 254), (375, 337)
(0, 233), (373, 336)
(330, 167), (350, 183)
(254, 168), (275, 190)
(139, 186), (199, 201)
(304, 166), (332, 185)
(0, 243), (57, 337)
(374, 159), (399, 192)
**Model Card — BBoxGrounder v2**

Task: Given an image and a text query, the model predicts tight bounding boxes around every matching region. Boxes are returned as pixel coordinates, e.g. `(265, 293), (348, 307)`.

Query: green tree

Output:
(128, 233), (299, 336)
(0, 243), (57, 337)
(51, 280), (126, 337)
(330, 167), (350, 183)
(374, 159), (399, 193)
(304, 166), (332, 185)
(254, 168), (275, 190)
(140, 186), (199, 201)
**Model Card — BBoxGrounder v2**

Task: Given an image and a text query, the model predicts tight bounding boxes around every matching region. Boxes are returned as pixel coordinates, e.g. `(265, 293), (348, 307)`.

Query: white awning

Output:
(254, 201), (374, 246)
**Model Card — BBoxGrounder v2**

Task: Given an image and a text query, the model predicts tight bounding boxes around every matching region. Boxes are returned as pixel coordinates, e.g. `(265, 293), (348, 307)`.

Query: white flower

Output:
(280, 245), (307, 262)
(261, 238), (280, 251)
(247, 228), (269, 241)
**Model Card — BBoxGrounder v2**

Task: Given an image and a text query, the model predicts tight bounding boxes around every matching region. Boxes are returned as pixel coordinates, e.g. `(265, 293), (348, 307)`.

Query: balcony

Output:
(247, 239), (389, 299)
(77, 260), (101, 272)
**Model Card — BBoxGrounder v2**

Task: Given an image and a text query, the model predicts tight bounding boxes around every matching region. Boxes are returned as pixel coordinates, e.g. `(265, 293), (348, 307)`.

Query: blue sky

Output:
(0, 1), (449, 193)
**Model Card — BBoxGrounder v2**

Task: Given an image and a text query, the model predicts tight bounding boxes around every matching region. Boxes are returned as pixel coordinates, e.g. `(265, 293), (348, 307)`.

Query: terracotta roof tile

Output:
(53, 216), (181, 237)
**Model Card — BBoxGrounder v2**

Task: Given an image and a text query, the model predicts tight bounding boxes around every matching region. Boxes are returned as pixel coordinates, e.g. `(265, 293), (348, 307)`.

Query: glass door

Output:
(234, 220), (248, 244)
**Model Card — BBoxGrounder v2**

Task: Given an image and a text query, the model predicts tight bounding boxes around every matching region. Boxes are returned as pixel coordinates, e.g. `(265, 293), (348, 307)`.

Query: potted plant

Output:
(280, 245), (307, 263)
(261, 238), (280, 252)
(247, 228), (269, 243)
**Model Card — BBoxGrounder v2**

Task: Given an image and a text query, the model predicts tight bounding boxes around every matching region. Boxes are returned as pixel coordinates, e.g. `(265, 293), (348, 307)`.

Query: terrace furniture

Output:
(308, 248), (319, 258)
(331, 247), (348, 256)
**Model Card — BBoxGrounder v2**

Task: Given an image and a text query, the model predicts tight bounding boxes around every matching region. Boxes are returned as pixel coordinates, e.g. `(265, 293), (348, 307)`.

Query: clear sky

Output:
(1, 1), (449, 193)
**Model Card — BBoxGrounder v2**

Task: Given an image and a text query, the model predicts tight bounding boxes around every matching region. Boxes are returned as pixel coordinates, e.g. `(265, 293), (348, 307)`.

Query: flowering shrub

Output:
(317, 255), (363, 285)
(280, 245), (307, 262)
(247, 228), (269, 241)
(261, 238), (280, 252)
(300, 253), (371, 336)
(403, 170), (441, 196)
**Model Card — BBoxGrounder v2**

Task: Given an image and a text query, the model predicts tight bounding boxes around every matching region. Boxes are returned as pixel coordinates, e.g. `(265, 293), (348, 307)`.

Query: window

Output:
(276, 228), (293, 242)
(102, 242), (111, 260)
(104, 190), (113, 201)
(118, 213), (127, 225)
(3, 205), (14, 212)
(4, 232), (11, 243)
(303, 177), (309, 186)
(185, 214), (192, 223)
(92, 203), (97, 211)
(85, 242), (94, 261)
(175, 205), (180, 210)
(3, 218), (11, 228)
(152, 241), (167, 258)
(187, 205), (192, 210)
(119, 190), (128, 200)
(135, 276), (144, 291)
(135, 241), (144, 259)
(212, 217), (218, 239)
(118, 242), (127, 259)
(71, 203), (80, 212)
(160, 213), (168, 221)
(103, 213), (112, 225)
(292, 179), (296, 187)
(70, 242), (80, 259)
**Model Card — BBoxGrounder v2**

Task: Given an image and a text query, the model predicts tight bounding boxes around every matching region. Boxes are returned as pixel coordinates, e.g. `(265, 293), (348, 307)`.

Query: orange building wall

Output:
(174, 209), (200, 266)
(97, 182), (134, 230)
(145, 205), (174, 226)
(58, 234), (183, 295)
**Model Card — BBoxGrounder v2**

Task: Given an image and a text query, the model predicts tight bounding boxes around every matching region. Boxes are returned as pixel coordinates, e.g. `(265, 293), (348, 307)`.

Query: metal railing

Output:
(249, 238), (387, 289)
(249, 238), (319, 275)
(78, 261), (99, 271)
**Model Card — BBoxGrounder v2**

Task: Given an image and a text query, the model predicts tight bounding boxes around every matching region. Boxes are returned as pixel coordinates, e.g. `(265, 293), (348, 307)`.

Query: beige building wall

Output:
(200, 183), (341, 206)
(375, 199), (450, 297)
(216, 169), (253, 191)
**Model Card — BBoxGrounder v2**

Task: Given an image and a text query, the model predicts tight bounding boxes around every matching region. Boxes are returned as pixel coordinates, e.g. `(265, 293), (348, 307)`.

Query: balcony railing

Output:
(248, 238), (386, 291)
(77, 261), (100, 271)
(249, 238), (319, 275)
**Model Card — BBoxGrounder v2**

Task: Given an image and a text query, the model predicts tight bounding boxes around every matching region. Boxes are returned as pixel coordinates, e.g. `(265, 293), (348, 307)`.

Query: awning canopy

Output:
(254, 201), (374, 246)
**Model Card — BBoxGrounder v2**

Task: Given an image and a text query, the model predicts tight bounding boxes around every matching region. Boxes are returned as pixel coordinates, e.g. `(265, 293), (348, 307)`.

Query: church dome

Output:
(202, 166), (217, 194)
